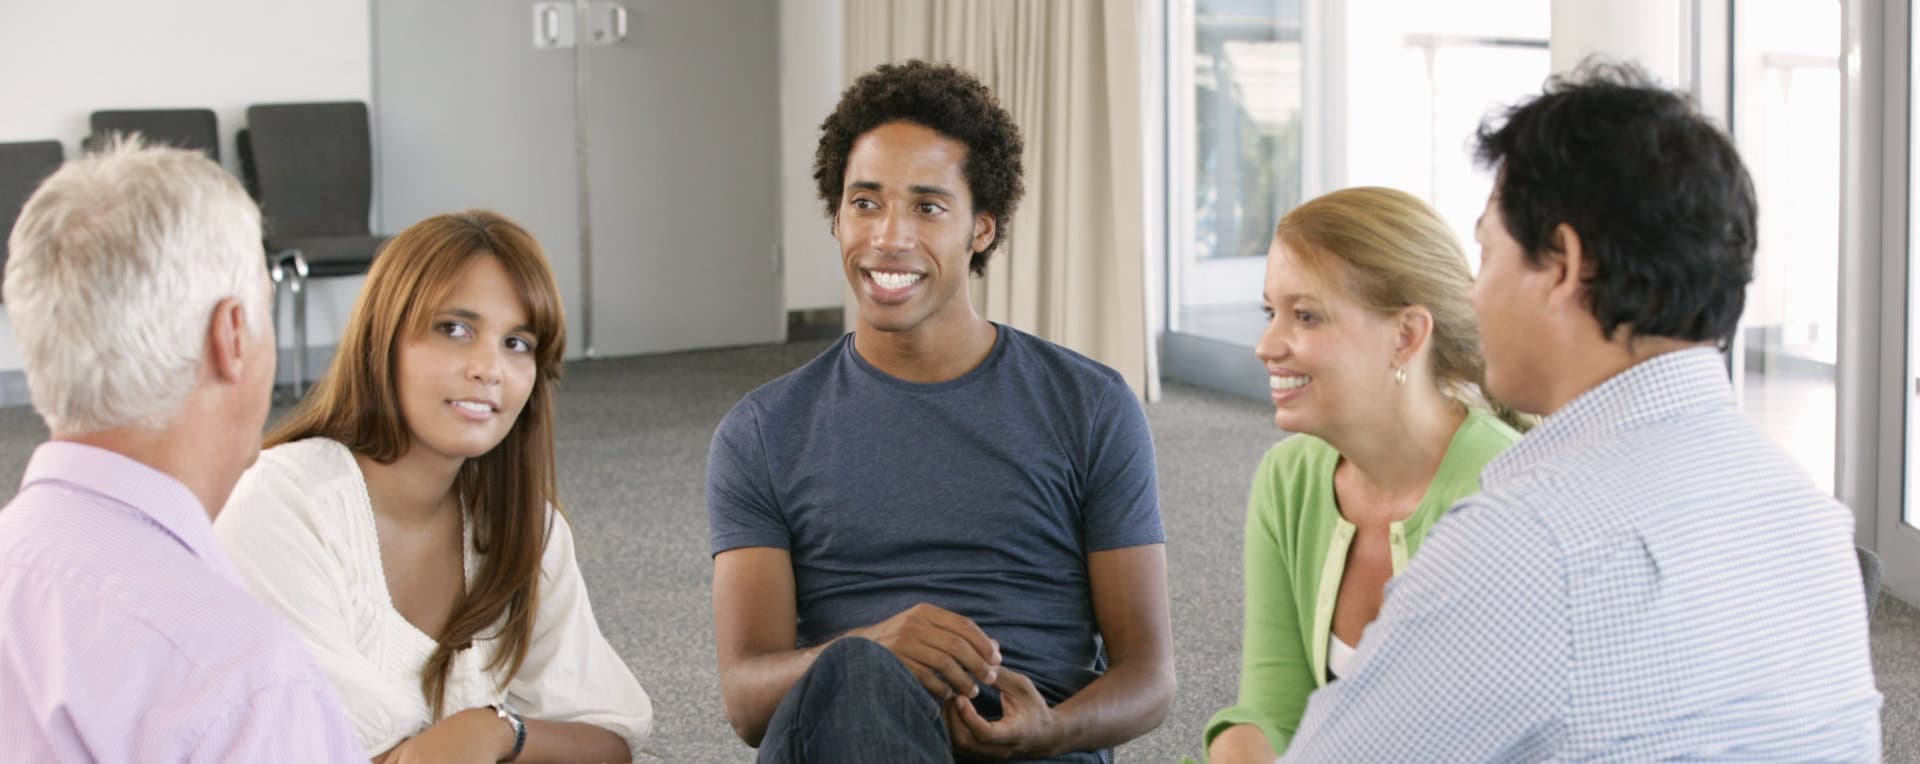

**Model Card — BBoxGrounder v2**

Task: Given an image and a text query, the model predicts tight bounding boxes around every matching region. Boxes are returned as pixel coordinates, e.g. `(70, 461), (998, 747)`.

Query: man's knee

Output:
(766, 637), (948, 758)
(767, 638), (916, 730)
(810, 637), (914, 689)
(793, 636), (941, 720)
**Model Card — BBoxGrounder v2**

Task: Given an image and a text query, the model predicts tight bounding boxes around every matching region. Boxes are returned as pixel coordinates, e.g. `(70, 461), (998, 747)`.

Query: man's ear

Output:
(205, 297), (248, 385)
(972, 213), (996, 253)
(1544, 222), (1589, 308)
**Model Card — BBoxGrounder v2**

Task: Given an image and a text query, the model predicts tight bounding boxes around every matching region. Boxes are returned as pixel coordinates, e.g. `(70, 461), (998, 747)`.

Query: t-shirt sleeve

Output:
(1080, 380), (1165, 551)
(707, 398), (791, 555)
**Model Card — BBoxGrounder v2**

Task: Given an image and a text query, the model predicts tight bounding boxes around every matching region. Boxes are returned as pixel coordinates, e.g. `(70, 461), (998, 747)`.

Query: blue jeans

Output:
(755, 637), (1110, 764)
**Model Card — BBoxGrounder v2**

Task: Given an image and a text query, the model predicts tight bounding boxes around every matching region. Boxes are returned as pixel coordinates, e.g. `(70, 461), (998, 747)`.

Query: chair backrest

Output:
(87, 109), (219, 161)
(1857, 545), (1881, 623)
(0, 140), (67, 284)
(235, 128), (260, 200)
(244, 101), (373, 239)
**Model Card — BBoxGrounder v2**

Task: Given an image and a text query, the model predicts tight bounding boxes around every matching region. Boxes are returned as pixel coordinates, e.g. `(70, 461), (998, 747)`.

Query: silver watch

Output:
(489, 703), (526, 762)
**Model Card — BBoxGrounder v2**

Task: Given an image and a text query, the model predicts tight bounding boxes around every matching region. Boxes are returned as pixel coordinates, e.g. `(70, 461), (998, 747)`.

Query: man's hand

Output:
(943, 667), (1058, 760)
(374, 708), (513, 764)
(852, 602), (1002, 700)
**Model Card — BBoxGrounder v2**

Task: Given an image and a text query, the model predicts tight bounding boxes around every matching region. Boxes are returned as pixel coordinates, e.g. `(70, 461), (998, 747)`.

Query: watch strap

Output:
(489, 703), (526, 761)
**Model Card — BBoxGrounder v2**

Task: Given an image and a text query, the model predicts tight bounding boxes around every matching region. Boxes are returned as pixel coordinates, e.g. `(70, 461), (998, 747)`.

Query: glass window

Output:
(1392, 37), (1551, 268)
(1732, 0), (1842, 495)
(1337, 1), (1547, 270)
(1169, 0), (1304, 346)
(1158, 0), (1546, 396)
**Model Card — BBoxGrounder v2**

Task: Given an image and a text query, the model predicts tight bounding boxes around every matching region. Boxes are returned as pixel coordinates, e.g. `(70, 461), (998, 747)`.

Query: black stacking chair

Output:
(86, 109), (220, 160)
(242, 101), (387, 395)
(0, 141), (66, 297)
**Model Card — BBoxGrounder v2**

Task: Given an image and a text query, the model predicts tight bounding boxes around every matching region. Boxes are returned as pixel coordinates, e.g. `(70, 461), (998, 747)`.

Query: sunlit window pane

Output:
(1734, 0), (1840, 496)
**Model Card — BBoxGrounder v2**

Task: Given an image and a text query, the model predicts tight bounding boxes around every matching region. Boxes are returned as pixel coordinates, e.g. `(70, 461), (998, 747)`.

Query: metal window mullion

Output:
(1837, 0), (1896, 551)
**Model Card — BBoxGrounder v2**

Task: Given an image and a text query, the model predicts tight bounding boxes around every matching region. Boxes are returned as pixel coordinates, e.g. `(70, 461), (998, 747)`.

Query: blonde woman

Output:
(1204, 187), (1526, 763)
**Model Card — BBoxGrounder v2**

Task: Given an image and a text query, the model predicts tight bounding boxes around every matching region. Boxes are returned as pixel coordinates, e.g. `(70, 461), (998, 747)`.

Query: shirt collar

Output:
(1483, 346), (1733, 486)
(19, 440), (240, 582)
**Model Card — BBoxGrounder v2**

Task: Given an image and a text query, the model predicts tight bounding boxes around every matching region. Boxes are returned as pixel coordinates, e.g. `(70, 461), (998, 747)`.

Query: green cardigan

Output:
(1201, 409), (1520, 757)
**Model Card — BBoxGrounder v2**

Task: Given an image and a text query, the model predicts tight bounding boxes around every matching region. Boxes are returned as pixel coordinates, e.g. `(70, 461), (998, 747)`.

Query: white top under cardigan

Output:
(215, 437), (652, 759)
(1328, 634), (1357, 679)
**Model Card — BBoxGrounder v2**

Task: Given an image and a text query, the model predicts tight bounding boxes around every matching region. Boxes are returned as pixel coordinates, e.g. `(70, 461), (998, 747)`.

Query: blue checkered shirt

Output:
(1279, 348), (1883, 762)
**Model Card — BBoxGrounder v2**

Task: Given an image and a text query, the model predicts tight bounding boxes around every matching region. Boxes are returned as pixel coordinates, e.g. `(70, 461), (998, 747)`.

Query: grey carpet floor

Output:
(0, 339), (1911, 761)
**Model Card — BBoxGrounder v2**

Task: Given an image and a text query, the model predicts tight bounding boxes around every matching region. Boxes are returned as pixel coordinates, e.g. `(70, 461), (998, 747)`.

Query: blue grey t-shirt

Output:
(707, 325), (1164, 707)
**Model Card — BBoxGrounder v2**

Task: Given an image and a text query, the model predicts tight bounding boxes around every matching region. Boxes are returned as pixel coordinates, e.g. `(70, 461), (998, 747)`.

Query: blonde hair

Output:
(1277, 186), (1530, 431)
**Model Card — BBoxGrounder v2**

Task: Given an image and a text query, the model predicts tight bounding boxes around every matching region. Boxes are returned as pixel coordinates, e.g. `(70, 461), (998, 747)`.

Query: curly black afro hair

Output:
(814, 60), (1025, 276)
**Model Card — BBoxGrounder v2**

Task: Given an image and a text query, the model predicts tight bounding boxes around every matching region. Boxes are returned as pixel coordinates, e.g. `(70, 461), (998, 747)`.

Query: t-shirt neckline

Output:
(843, 322), (1009, 392)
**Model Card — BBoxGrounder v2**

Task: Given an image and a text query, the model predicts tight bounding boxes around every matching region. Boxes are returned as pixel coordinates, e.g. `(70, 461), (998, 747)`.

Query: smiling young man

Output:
(706, 61), (1175, 763)
(1272, 62), (1883, 762)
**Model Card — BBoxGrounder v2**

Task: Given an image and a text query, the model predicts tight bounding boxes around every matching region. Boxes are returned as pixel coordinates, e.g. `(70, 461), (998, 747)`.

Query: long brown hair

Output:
(267, 210), (567, 717)
(1277, 187), (1532, 431)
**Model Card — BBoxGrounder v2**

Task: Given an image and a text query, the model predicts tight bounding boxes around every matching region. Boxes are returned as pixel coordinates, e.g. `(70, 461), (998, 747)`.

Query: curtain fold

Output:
(840, 0), (1155, 400)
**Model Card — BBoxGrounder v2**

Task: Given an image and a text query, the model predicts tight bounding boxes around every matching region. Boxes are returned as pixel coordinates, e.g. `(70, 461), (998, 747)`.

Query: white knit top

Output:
(215, 437), (652, 759)
(1328, 633), (1358, 679)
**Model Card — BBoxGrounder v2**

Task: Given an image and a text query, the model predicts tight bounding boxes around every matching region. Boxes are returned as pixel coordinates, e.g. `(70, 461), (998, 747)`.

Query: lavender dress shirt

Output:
(0, 441), (365, 762)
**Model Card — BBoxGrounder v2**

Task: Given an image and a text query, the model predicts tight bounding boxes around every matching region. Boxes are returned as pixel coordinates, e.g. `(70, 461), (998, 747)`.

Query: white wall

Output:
(1, 0), (832, 379)
(0, 0), (373, 375)
(1550, 0), (1692, 87)
(779, 0), (848, 312)
(0, 0), (371, 176)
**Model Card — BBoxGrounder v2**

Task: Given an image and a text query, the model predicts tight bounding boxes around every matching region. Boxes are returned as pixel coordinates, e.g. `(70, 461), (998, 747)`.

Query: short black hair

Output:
(1474, 59), (1757, 347)
(814, 60), (1025, 276)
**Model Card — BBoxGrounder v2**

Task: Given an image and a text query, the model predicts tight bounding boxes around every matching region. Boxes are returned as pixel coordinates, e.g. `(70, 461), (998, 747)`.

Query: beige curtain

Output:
(842, 0), (1157, 400)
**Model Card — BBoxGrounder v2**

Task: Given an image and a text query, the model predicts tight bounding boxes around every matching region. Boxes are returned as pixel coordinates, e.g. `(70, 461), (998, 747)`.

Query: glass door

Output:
(1886, 0), (1920, 602)
(1729, 0), (1843, 496)
(1162, 0), (1306, 398)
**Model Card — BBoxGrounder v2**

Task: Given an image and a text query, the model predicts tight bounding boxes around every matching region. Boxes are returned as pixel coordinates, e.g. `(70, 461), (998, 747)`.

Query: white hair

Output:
(4, 137), (269, 435)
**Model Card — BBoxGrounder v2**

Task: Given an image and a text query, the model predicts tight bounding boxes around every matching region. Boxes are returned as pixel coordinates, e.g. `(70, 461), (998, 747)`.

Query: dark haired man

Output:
(1276, 61), (1882, 762)
(707, 60), (1175, 763)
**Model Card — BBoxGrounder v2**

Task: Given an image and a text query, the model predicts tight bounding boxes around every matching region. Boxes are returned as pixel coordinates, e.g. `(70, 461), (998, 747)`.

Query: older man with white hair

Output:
(0, 140), (364, 761)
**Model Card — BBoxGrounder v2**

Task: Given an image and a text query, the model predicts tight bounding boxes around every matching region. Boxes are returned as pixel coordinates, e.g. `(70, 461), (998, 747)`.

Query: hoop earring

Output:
(1393, 367), (1407, 385)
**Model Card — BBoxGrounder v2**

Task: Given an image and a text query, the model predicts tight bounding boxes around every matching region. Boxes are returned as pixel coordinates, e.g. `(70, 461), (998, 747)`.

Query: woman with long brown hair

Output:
(216, 211), (650, 763)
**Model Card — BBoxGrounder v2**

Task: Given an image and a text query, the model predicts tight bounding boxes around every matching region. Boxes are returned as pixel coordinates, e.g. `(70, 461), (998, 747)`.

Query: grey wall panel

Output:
(583, 0), (783, 356)
(373, 0), (585, 359)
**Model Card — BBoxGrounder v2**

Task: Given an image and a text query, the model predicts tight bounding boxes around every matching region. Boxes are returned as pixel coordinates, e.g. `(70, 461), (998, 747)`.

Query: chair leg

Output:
(292, 268), (309, 398)
(269, 256), (289, 401)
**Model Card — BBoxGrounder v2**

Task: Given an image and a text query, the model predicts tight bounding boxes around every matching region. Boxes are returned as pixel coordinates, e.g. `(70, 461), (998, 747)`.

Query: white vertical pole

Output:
(1549, 0), (1694, 89)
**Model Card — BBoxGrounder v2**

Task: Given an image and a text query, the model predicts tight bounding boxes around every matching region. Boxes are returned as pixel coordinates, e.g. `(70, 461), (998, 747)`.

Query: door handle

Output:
(532, 1), (575, 49)
(589, 1), (629, 46)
